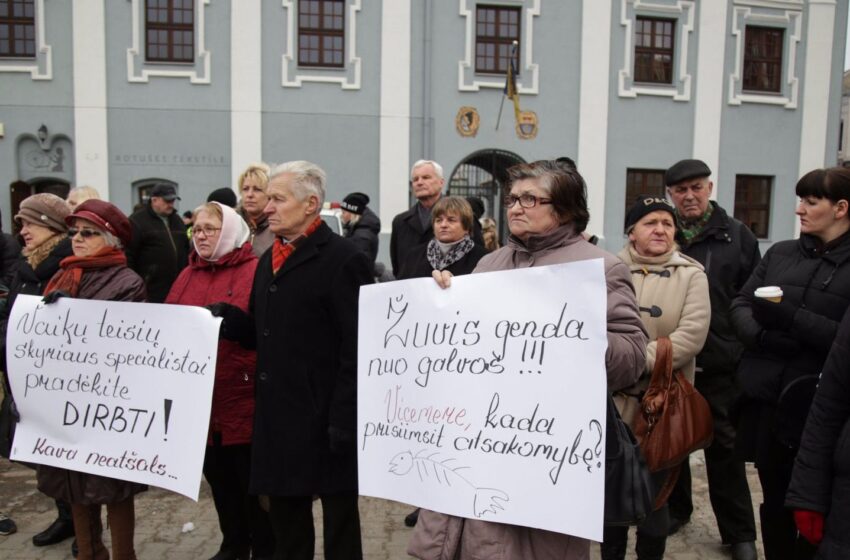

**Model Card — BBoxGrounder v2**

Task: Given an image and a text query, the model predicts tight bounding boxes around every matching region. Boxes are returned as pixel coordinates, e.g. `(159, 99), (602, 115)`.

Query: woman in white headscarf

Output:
(166, 202), (273, 560)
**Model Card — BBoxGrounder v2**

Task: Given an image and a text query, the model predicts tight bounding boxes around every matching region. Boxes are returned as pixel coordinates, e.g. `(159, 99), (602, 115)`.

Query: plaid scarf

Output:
(43, 247), (127, 297)
(271, 215), (323, 274)
(676, 204), (714, 245)
(426, 235), (475, 271)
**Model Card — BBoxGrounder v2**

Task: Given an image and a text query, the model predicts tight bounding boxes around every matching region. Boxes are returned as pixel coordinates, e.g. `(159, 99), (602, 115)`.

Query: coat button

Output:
(269, 285), (277, 293)
(258, 372), (268, 381)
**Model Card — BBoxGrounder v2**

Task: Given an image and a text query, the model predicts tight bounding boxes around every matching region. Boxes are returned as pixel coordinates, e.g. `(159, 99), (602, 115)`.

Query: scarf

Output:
(195, 203), (251, 262)
(676, 204), (714, 245)
(43, 247), (127, 297)
(23, 233), (64, 270)
(426, 235), (475, 271)
(271, 215), (323, 274)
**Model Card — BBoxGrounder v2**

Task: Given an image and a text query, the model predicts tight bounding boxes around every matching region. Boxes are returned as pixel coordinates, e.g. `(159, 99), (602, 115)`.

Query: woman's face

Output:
(69, 218), (107, 258)
(433, 211), (467, 243)
(506, 178), (560, 242)
(240, 174), (269, 219)
(628, 210), (676, 257)
(19, 220), (56, 251)
(796, 196), (849, 243)
(192, 210), (223, 260)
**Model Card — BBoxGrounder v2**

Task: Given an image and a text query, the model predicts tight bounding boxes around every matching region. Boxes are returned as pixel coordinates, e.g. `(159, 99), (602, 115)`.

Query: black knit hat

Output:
(624, 195), (677, 233)
(207, 187), (237, 208)
(341, 192), (369, 215)
(664, 159), (711, 187)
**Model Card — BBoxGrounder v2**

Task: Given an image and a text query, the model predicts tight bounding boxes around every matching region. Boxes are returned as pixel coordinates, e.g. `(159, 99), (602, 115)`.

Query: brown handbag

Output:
(633, 337), (714, 473)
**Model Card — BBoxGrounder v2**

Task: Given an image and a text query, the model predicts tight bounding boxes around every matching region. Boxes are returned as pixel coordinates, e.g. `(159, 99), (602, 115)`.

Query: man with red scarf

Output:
(213, 161), (372, 560)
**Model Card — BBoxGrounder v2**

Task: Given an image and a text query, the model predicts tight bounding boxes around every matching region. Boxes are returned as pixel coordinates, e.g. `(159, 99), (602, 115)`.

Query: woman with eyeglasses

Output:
(36, 199), (146, 560)
(165, 202), (273, 560)
(408, 161), (647, 560)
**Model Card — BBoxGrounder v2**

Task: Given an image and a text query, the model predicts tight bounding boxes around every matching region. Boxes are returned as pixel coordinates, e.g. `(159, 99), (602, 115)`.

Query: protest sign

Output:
(358, 260), (609, 541)
(6, 295), (220, 500)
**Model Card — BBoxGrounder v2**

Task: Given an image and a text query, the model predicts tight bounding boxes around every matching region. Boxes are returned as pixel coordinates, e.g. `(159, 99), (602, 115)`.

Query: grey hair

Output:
(101, 230), (122, 249)
(269, 161), (326, 208)
(411, 159), (444, 180)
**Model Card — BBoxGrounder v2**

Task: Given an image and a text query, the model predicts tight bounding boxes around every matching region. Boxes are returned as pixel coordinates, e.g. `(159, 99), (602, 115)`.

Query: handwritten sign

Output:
(358, 260), (609, 541)
(6, 295), (221, 500)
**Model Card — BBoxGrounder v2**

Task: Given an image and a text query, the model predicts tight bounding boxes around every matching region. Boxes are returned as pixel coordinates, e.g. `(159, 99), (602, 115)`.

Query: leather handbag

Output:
(634, 337), (714, 472)
(604, 393), (654, 526)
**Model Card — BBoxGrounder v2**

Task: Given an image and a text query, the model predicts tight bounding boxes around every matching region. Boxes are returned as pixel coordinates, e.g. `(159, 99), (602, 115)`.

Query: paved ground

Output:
(0, 452), (763, 559)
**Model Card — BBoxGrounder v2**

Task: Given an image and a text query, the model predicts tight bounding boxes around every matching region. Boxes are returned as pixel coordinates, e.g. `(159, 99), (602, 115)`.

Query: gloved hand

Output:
(759, 330), (801, 358)
(752, 298), (797, 331)
(794, 509), (824, 545)
(328, 425), (354, 455)
(42, 290), (70, 304)
(206, 302), (252, 342)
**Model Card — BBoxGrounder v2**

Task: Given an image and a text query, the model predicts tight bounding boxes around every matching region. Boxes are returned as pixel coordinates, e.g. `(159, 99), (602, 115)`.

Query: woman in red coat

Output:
(166, 201), (272, 560)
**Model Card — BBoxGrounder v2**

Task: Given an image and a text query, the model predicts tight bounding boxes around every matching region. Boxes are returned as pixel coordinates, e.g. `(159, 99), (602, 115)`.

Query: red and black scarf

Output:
(43, 247), (127, 297)
(271, 215), (323, 274)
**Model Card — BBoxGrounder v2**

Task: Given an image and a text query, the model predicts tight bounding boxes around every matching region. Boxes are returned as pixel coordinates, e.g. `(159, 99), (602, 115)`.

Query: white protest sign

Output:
(358, 260), (609, 541)
(7, 295), (220, 500)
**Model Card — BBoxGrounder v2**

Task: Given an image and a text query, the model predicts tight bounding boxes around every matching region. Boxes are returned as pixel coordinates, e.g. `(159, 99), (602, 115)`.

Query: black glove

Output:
(752, 298), (797, 331)
(42, 290), (70, 304)
(760, 329), (801, 358)
(206, 302), (252, 342)
(328, 426), (355, 455)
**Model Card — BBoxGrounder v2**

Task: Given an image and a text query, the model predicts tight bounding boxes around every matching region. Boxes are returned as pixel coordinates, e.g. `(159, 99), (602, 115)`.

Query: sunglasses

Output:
(67, 228), (102, 239)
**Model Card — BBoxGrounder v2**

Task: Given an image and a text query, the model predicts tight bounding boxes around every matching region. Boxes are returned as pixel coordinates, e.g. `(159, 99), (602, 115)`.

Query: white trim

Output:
(379, 0), (411, 233)
(280, 0), (362, 89)
(0, 0), (52, 80)
(692, 0), (728, 196)
(732, 0), (803, 8)
(457, 0), (540, 93)
(72, 1), (109, 198)
(618, 0), (694, 101)
(126, 0), (211, 84)
(231, 0), (263, 186)
(728, 6), (801, 108)
(578, 0), (612, 236)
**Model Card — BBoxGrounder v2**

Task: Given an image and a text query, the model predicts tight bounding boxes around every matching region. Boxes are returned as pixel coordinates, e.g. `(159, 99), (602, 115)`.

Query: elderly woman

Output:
(601, 196), (710, 560)
(398, 196), (486, 280)
(236, 163), (274, 257)
(730, 167), (850, 560)
(409, 160), (647, 560)
(165, 202), (272, 560)
(37, 200), (146, 560)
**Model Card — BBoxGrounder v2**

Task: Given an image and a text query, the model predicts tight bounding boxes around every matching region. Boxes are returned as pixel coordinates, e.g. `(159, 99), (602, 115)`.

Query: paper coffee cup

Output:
(754, 286), (783, 303)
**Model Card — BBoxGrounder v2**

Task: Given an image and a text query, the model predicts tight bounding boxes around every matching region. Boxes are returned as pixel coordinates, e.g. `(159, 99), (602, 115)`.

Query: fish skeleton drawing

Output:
(388, 450), (509, 518)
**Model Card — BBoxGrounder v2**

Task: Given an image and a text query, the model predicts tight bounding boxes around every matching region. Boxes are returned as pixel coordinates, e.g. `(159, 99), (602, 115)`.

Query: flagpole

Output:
(496, 40), (520, 131)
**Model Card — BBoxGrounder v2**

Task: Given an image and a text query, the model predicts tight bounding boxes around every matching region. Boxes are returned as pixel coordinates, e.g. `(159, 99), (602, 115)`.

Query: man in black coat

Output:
(665, 159), (760, 560)
(238, 161), (372, 560)
(126, 183), (189, 303)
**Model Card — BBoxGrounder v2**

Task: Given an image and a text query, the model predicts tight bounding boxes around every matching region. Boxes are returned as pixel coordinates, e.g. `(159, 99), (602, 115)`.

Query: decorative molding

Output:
(618, 0), (695, 101)
(457, 0), (540, 93)
(126, 0), (211, 84)
(728, 5), (802, 108)
(732, 0), (803, 8)
(0, 0), (52, 80)
(280, 0), (361, 89)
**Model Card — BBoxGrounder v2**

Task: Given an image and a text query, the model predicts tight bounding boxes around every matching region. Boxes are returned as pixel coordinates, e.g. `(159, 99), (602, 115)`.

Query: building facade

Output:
(0, 0), (845, 257)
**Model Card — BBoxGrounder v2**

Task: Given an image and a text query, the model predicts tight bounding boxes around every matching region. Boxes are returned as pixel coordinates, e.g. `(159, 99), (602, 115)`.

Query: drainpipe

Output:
(422, 0), (433, 159)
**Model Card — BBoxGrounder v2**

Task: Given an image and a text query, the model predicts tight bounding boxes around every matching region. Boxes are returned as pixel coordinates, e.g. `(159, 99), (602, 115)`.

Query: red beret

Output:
(67, 200), (133, 247)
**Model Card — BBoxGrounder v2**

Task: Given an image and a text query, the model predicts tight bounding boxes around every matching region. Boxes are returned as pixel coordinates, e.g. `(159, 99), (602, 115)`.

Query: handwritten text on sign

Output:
(358, 260), (609, 541)
(7, 296), (220, 500)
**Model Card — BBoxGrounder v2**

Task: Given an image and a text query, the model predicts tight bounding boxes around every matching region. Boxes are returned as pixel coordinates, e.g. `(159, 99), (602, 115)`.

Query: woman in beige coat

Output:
(601, 195), (710, 560)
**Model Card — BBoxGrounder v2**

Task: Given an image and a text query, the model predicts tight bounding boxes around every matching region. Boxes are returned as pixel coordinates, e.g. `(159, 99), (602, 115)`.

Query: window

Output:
(633, 17), (675, 84)
(625, 169), (667, 218)
(735, 175), (772, 239)
(0, 0), (35, 58)
(743, 26), (783, 93)
(298, 0), (344, 68)
(475, 4), (520, 74)
(145, 0), (194, 63)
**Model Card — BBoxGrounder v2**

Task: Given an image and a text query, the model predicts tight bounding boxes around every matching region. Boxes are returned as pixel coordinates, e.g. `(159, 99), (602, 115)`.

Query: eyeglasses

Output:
(503, 193), (553, 209)
(192, 227), (222, 238)
(67, 228), (102, 239)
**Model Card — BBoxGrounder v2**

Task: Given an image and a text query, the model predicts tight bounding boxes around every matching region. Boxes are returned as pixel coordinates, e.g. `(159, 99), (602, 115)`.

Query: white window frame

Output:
(0, 0), (52, 80)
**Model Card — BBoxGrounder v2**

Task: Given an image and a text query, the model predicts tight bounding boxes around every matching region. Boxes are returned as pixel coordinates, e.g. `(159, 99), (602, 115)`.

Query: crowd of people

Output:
(0, 156), (847, 560)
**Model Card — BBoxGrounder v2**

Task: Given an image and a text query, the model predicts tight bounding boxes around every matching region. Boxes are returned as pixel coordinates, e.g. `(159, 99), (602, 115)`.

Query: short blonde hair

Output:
(238, 163), (271, 192)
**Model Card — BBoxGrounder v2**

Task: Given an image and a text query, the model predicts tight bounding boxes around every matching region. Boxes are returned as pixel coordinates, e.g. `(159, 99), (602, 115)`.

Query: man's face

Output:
(151, 196), (175, 216)
(263, 173), (318, 238)
(667, 176), (712, 220)
(411, 164), (444, 204)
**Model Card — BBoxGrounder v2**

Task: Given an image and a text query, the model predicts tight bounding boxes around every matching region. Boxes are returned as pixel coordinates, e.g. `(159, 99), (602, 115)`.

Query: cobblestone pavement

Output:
(0, 453), (764, 559)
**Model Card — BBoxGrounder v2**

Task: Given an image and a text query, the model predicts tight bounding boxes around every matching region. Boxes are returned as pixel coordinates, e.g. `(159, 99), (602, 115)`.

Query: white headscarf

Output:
(195, 202), (251, 262)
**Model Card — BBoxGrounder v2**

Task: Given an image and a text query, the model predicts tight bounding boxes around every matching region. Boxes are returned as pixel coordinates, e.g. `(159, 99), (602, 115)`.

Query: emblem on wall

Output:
(456, 106), (480, 137)
(516, 111), (538, 140)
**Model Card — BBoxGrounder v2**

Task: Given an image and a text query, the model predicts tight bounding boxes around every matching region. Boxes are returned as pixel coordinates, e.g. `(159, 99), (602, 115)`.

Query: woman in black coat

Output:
(730, 167), (850, 560)
(398, 196), (486, 280)
(786, 306), (850, 559)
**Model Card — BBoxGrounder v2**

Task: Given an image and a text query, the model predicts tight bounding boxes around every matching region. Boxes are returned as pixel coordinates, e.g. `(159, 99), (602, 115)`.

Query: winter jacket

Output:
(730, 231), (850, 461)
(343, 207), (381, 268)
(786, 307), (850, 559)
(398, 240), (487, 280)
(126, 204), (189, 303)
(37, 262), (147, 505)
(239, 207), (275, 258)
(407, 224), (647, 560)
(676, 202), (761, 377)
(165, 243), (258, 446)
